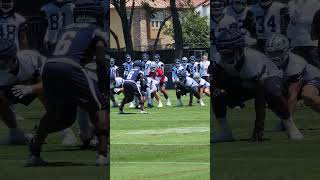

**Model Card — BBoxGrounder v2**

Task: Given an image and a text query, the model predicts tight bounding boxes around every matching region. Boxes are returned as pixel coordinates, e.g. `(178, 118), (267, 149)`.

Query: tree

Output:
(164, 8), (210, 49)
(111, 0), (135, 55)
(170, 0), (184, 59)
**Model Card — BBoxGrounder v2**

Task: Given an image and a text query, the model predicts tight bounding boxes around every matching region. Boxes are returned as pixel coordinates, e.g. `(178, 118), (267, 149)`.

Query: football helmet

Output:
(154, 54), (160, 62)
(142, 53), (149, 62)
(133, 60), (144, 70)
(193, 72), (201, 83)
(175, 59), (181, 68)
(215, 29), (245, 64)
(74, 1), (104, 24)
(150, 62), (157, 72)
(178, 70), (187, 81)
(211, 0), (225, 17)
(189, 56), (196, 63)
(0, 0), (15, 15)
(231, 0), (246, 13)
(265, 34), (290, 67)
(110, 57), (115, 66)
(181, 57), (188, 64)
(125, 54), (132, 63)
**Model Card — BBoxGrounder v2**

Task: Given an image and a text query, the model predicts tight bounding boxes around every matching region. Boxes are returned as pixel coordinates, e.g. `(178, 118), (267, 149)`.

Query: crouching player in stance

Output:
(211, 29), (303, 142)
(119, 61), (147, 114)
(0, 41), (45, 144)
(176, 70), (204, 106)
(265, 34), (320, 115)
(193, 72), (210, 103)
(26, 2), (109, 166)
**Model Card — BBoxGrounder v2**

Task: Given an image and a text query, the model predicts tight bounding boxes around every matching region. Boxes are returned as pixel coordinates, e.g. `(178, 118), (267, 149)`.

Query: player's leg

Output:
(264, 77), (303, 140)
(189, 91), (194, 106)
(204, 87), (210, 97)
(0, 92), (28, 145)
(132, 82), (147, 113)
(110, 92), (118, 107)
(160, 83), (171, 106)
(301, 84), (320, 112)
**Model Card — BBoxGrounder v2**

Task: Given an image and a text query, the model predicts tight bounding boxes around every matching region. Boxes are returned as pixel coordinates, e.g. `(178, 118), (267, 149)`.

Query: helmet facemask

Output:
(265, 48), (289, 67)
(0, 0), (14, 15)
(211, 1), (225, 18)
(232, 0), (246, 13)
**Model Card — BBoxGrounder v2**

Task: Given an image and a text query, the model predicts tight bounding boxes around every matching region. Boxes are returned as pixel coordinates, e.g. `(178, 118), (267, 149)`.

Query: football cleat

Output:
(61, 128), (77, 146)
(96, 154), (109, 166)
(129, 102), (135, 108)
(282, 119), (304, 140)
(212, 131), (235, 143)
(157, 101), (163, 108)
(166, 99), (171, 106)
(140, 110), (148, 114)
(25, 155), (48, 167)
(176, 99), (183, 107)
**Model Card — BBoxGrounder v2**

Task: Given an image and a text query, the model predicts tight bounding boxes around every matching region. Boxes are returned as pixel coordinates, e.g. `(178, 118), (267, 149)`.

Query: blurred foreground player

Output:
(211, 29), (303, 142)
(26, 2), (109, 166)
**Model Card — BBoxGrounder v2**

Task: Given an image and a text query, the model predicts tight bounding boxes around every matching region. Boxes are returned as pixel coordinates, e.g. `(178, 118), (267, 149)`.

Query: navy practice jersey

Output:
(0, 13), (26, 50)
(126, 68), (144, 82)
(41, 0), (75, 45)
(53, 23), (107, 64)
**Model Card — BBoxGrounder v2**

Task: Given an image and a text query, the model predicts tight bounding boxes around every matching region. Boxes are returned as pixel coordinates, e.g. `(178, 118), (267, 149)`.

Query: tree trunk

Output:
(110, 29), (121, 62)
(170, 0), (183, 59)
(153, 15), (172, 53)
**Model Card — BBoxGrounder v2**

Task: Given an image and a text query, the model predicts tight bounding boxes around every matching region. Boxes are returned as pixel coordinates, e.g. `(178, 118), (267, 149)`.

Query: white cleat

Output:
(61, 128), (77, 146)
(176, 99), (183, 107)
(25, 155), (48, 167)
(283, 120), (304, 140)
(140, 110), (148, 114)
(157, 101), (163, 108)
(199, 99), (206, 106)
(129, 102), (135, 108)
(166, 100), (171, 106)
(96, 154), (109, 166)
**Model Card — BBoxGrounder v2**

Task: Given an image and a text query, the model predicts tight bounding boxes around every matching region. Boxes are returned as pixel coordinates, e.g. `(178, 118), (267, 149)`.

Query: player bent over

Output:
(26, 2), (109, 166)
(211, 29), (303, 142)
(265, 34), (320, 115)
(119, 61), (147, 114)
(193, 72), (210, 104)
(110, 74), (124, 108)
(176, 70), (204, 106)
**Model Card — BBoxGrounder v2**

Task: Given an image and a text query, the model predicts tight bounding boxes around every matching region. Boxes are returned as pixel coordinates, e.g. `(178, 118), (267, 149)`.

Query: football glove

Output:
(12, 85), (33, 99)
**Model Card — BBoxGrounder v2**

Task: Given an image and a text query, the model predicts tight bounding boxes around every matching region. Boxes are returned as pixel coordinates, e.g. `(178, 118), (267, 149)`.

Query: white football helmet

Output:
(193, 72), (201, 83)
(150, 62), (157, 72)
(265, 34), (290, 67)
(231, 0), (246, 13)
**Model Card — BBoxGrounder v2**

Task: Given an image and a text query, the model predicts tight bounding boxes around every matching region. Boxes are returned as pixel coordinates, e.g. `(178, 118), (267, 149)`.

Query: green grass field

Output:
(110, 90), (210, 180)
(0, 101), (108, 180)
(213, 102), (320, 180)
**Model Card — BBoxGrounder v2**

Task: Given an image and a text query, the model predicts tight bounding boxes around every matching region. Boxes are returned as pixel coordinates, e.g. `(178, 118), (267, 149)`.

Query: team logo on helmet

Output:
(265, 34), (290, 67)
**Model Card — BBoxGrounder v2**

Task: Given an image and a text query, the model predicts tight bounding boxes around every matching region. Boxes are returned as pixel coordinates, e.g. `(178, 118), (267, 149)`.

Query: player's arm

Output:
(243, 10), (257, 39)
(311, 9), (320, 41)
(280, 6), (290, 36)
(251, 80), (266, 141)
(287, 75), (303, 114)
(19, 24), (29, 49)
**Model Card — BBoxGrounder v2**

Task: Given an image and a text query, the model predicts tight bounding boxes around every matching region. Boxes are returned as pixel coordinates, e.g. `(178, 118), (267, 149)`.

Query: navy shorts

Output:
(42, 60), (106, 128)
(123, 80), (142, 103)
(306, 77), (320, 89)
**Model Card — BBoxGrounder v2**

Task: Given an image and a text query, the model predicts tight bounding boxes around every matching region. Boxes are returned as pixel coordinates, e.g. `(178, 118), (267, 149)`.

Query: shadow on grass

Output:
(43, 146), (96, 152)
(46, 161), (88, 167)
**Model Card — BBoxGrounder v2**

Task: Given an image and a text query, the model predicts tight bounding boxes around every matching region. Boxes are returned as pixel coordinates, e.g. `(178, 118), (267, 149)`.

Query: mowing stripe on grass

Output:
(125, 127), (209, 135)
(112, 143), (209, 146)
(113, 161), (209, 165)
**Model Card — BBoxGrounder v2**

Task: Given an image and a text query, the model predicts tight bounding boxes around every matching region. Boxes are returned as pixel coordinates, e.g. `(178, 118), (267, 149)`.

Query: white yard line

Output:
(112, 143), (209, 146)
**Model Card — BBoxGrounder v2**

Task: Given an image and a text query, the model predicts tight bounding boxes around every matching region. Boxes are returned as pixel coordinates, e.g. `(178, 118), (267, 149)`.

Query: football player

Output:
(181, 57), (189, 71)
(245, 0), (290, 51)
(26, 2), (109, 166)
(186, 56), (197, 77)
(199, 54), (210, 81)
(0, 0), (28, 50)
(110, 57), (118, 78)
(311, 5), (320, 66)
(142, 53), (152, 75)
(154, 53), (164, 70)
(110, 74), (123, 108)
(211, 29), (303, 142)
(265, 34), (320, 114)
(119, 60), (147, 114)
(287, 0), (320, 68)
(41, 0), (75, 55)
(123, 54), (133, 79)
(193, 72), (210, 104)
(176, 70), (203, 107)
(149, 62), (171, 107)
(142, 76), (160, 108)
(171, 59), (184, 83)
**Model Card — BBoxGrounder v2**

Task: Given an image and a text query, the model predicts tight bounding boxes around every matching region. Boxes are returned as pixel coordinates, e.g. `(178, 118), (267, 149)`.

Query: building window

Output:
(150, 11), (164, 29)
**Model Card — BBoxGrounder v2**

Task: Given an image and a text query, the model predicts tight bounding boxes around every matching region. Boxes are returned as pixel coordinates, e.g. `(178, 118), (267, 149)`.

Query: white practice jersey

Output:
(225, 6), (249, 28)
(198, 78), (210, 88)
(144, 60), (153, 75)
(16, 50), (46, 82)
(199, 61), (210, 77)
(282, 52), (320, 83)
(287, 0), (319, 46)
(156, 61), (164, 70)
(0, 13), (26, 50)
(249, 2), (287, 40)
(179, 76), (199, 88)
(41, 0), (75, 45)
(114, 77), (124, 88)
(215, 48), (282, 80)
(110, 65), (118, 78)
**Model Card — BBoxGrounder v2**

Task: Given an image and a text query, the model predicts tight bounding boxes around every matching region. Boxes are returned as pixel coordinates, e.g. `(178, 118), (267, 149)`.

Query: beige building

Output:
(110, 0), (174, 51)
